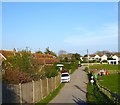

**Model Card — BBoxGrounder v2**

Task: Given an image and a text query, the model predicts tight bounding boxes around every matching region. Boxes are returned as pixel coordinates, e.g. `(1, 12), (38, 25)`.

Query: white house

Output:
(80, 57), (83, 61)
(112, 55), (118, 61)
(83, 53), (119, 65)
(107, 55), (118, 65)
(100, 55), (107, 61)
(94, 54), (101, 60)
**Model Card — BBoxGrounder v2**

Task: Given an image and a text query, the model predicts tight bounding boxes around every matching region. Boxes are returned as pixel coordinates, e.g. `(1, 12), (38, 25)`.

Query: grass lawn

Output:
(98, 73), (120, 95)
(87, 83), (115, 105)
(89, 64), (119, 70)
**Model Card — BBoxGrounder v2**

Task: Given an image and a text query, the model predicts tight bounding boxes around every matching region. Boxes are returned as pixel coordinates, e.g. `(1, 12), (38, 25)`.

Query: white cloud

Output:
(64, 23), (118, 48)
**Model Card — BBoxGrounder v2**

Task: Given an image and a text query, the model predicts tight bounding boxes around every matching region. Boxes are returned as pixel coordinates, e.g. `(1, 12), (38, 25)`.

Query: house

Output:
(0, 50), (14, 58)
(112, 55), (118, 61)
(80, 57), (83, 61)
(0, 53), (6, 66)
(107, 55), (118, 65)
(100, 54), (107, 61)
(32, 53), (59, 65)
(89, 54), (96, 60)
(59, 53), (73, 60)
(86, 54), (101, 61)
(94, 54), (101, 60)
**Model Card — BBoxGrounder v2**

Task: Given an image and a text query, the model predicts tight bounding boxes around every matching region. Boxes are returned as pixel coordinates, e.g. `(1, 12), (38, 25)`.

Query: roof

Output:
(0, 50), (14, 58)
(89, 54), (96, 57)
(0, 53), (6, 60)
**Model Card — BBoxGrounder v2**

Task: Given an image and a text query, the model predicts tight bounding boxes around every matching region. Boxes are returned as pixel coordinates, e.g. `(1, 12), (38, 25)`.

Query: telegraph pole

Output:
(87, 49), (89, 70)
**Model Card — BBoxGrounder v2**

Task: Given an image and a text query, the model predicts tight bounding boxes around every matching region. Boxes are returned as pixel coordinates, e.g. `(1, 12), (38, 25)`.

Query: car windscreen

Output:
(61, 74), (69, 77)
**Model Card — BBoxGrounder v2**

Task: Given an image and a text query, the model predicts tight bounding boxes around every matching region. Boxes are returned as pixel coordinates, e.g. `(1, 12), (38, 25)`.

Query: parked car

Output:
(78, 64), (81, 67)
(61, 72), (70, 83)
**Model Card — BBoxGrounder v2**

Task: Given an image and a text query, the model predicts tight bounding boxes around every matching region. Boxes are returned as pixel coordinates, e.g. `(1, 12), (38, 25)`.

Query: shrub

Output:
(2, 68), (32, 84)
(84, 67), (88, 72)
(101, 60), (108, 63)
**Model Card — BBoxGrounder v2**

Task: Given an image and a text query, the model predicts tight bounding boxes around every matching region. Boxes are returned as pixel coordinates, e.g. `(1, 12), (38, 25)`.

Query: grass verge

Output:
(86, 83), (115, 105)
(36, 83), (65, 105)
(98, 73), (120, 95)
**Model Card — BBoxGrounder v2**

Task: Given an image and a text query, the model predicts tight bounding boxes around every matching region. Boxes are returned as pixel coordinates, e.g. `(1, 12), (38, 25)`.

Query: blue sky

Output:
(2, 2), (118, 55)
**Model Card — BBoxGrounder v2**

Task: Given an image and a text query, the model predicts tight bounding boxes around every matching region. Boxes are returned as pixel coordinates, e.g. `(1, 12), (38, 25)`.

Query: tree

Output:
(64, 57), (68, 62)
(73, 53), (81, 60)
(44, 47), (51, 54)
(44, 47), (57, 57)
(35, 49), (43, 54)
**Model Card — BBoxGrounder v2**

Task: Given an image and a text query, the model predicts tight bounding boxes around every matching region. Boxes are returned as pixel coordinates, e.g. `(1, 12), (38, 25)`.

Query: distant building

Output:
(82, 53), (119, 65)
(100, 54), (107, 61)
(107, 55), (118, 65)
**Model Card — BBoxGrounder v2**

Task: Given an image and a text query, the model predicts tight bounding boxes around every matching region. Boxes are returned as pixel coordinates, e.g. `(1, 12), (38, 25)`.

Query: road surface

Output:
(49, 66), (88, 104)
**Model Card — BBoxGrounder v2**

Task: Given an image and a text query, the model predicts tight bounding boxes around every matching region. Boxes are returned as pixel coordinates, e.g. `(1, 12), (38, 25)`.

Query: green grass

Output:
(89, 64), (119, 70)
(36, 83), (65, 105)
(98, 74), (120, 95)
(87, 83), (115, 105)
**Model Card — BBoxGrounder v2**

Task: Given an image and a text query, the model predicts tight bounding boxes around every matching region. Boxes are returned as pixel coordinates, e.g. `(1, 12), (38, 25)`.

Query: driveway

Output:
(49, 66), (88, 104)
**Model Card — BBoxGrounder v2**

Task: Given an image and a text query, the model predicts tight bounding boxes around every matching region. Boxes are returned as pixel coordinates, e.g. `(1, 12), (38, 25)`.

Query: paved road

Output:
(49, 66), (88, 104)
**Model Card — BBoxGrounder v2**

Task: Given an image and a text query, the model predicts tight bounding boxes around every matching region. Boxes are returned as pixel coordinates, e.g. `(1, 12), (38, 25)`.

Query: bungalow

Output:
(94, 54), (101, 60)
(89, 54), (96, 60)
(107, 55), (118, 65)
(100, 54), (107, 61)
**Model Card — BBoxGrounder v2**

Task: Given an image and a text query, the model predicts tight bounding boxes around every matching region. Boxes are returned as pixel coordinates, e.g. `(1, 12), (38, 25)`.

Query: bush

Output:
(84, 67), (88, 72)
(101, 60), (108, 63)
(2, 68), (32, 84)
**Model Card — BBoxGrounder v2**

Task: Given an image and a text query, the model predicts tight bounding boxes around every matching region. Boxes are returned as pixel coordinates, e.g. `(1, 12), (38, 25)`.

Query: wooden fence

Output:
(96, 81), (120, 104)
(2, 74), (61, 104)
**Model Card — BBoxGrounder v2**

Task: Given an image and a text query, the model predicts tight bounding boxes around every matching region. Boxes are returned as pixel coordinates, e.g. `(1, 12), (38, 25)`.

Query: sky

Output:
(2, 2), (118, 55)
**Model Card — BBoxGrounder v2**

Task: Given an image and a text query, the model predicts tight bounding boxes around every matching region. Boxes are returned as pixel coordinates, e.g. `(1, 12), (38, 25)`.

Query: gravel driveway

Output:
(49, 66), (88, 104)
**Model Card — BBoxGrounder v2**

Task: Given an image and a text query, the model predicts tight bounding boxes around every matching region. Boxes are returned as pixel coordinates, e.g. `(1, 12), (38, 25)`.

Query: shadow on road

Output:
(72, 95), (87, 105)
(83, 82), (87, 85)
(74, 85), (87, 94)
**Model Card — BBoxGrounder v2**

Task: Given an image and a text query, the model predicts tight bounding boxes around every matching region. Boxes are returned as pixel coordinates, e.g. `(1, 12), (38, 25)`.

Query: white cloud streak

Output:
(64, 23), (118, 47)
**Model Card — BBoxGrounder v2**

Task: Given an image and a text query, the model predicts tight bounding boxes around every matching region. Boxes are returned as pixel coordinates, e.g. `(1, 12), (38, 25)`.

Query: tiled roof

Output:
(89, 54), (96, 57)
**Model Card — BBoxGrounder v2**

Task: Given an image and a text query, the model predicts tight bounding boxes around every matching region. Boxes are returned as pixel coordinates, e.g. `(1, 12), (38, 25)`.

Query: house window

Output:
(111, 61), (113, 64)
(114, 61), (116, 64)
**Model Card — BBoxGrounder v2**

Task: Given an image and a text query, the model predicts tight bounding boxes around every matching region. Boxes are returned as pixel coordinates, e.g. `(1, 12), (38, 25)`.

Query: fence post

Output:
(55, 76), (56, 89)
(56, 75), (59, 88)
(46, 78), (49, 95)
(40, 79), (43, 99)
(32, 80), (35, 103)
(59, 74), (61, 85)
(19, 83), (22, 105)
(51, 77), (53, 92)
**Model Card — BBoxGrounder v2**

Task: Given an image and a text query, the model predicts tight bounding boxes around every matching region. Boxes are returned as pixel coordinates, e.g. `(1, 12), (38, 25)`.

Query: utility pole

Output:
(87, 49), (89, 70)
